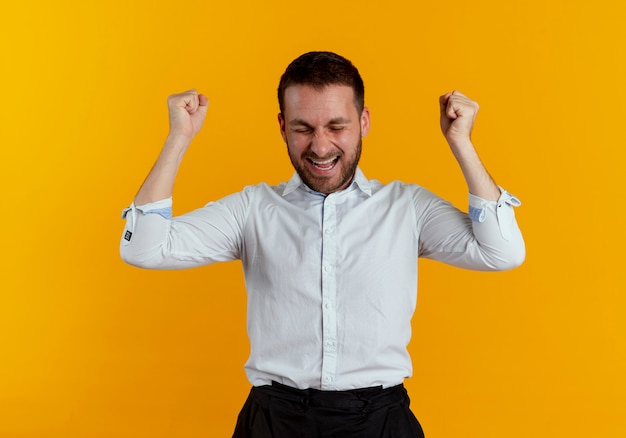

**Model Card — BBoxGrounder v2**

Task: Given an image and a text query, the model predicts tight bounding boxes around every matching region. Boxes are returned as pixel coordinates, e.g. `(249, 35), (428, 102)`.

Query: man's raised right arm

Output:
(120, 90), (214, 269)
(134, 90), (209, 204)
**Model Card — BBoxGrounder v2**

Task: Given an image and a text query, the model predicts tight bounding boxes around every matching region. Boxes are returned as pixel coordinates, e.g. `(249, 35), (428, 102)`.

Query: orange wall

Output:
(1, 0), (625, 436)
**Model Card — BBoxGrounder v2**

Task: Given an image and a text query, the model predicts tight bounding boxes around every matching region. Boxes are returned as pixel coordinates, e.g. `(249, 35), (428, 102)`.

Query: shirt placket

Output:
(320, 195), (338, 389)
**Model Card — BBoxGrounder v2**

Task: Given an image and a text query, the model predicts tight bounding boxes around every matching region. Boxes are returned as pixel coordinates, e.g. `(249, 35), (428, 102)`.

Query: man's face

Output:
(279, 84), (370, 195)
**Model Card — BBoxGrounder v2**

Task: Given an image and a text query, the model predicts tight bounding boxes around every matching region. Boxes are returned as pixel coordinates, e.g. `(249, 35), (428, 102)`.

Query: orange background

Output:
(1, 0), (625, 437)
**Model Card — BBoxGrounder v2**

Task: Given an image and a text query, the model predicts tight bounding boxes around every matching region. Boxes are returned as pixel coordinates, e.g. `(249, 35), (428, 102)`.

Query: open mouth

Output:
(307, 156), (339, 171)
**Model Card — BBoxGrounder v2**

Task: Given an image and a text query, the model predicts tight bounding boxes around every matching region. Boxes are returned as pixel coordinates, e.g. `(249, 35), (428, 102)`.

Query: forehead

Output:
(283, 84), (358, 119)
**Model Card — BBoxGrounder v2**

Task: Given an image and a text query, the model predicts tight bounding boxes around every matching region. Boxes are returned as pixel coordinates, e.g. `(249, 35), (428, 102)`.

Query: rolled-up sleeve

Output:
(120, 188), (253, 269)
(417, 187), (525, 271)
(120, 198), (174, 268)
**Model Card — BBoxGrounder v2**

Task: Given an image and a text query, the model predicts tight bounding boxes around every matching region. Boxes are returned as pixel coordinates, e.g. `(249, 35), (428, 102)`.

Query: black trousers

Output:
(232, 382), (425, 438)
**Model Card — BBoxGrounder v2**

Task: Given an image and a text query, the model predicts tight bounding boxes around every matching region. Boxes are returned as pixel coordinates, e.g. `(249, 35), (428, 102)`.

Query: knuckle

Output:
(167, 93), (182, 105)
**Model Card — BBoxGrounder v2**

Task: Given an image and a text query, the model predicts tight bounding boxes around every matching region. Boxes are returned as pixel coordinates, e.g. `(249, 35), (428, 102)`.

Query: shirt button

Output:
(324, 228), (332, 235)
(324, 265), (331, 272)
(324, 376), (333, 383)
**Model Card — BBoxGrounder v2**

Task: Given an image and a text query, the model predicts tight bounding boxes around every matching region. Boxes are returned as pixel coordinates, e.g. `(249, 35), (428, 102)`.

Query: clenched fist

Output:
(439, 91), (479, 149)
(167, 89), (209, 140)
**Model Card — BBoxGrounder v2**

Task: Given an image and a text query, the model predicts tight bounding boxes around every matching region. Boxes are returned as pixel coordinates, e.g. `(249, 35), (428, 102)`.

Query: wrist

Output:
(163, 134), (192, 157)
(448, 138), (477, 164)
(447, 136), (473, 151)
(166, 131), (194, 145)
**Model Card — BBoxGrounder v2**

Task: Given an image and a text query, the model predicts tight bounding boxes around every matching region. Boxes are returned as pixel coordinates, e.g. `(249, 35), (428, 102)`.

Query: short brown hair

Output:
(277, 51), (365, 115)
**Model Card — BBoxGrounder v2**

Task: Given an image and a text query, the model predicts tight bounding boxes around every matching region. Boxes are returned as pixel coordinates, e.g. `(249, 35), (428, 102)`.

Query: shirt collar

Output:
(281, 167), (372, 197)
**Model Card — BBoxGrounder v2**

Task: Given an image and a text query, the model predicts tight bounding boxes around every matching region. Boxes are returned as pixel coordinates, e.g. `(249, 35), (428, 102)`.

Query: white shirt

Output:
(121, 168), (524, 390)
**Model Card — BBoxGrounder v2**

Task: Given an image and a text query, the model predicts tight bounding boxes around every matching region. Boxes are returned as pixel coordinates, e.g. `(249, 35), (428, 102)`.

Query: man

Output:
(121, 51), (525, 437)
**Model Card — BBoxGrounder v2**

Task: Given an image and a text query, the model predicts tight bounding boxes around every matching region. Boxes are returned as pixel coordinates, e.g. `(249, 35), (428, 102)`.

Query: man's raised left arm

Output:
(416, 91), (525, 271)
(439, 90), (500, 201)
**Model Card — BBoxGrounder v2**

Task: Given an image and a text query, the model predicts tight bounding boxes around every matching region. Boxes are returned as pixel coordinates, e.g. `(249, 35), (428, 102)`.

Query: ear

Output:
(360, 107), (371, 137)
(278, 112), (287, 143)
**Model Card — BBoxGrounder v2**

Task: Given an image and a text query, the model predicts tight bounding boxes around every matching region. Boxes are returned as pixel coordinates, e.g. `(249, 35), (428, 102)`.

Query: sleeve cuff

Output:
(121, 197), (173, 220)
(121, 198), (173, 247)
(468, 188), (521, 241)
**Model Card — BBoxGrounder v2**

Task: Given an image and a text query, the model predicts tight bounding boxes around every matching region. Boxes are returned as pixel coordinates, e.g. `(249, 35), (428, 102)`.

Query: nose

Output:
(310, 130), (333, 157)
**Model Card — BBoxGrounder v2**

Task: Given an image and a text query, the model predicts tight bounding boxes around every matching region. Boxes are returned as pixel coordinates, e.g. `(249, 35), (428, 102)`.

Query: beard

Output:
(288, 138), (362, 195)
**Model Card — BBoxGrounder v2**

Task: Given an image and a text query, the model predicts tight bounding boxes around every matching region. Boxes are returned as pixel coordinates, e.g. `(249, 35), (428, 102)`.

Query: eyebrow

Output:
(288, 117), (352, 128)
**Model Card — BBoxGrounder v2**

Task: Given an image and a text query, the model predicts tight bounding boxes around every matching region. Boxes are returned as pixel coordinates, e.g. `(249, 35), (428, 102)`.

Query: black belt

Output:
(251, 381), (407, 412)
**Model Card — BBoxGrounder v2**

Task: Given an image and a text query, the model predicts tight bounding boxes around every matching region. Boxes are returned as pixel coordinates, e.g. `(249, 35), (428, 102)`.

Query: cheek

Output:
(286, 138), (304, 156)
(287, 135), (309, 152)
(336, 132), (359, 150)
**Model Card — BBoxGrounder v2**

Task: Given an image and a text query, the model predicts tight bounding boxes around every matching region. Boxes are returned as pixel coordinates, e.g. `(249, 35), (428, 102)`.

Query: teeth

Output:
(313, 158), (336, 165)
(309, 157), (338, 170)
